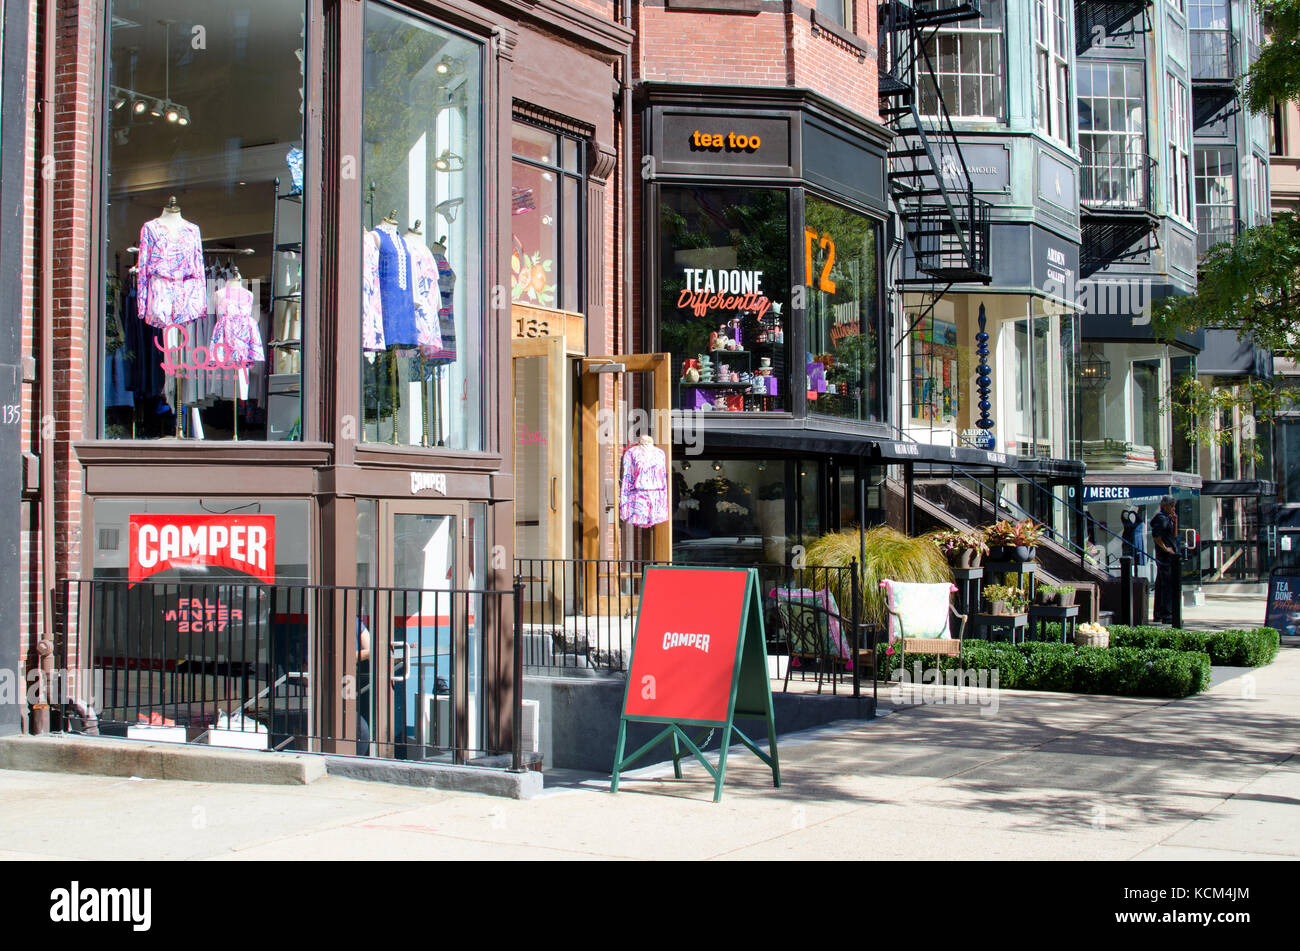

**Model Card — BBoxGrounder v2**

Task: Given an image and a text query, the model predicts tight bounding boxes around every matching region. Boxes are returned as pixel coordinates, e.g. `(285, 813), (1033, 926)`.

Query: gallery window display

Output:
(361, 3), (482, 449)
(804, 196), (881, 423)
(659, 187), (790, 413)
(102, 0), (307, 441)
(1077, 341), (1171, 470)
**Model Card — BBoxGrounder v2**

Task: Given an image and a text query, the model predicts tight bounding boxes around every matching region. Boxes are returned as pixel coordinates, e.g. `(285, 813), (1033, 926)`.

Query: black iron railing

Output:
(55, 578), (524, 768)
(515, 558), (876, 698)
(1081, 149), (1156, 212)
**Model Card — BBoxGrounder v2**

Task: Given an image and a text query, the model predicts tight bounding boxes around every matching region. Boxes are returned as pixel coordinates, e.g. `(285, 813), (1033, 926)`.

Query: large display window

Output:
(101, 0), (308, 441)
(804, 196), (881, 422)
(1077, 341), (1172, 471)
(659, 186), (791, 413)
(360, 2), (482, 449)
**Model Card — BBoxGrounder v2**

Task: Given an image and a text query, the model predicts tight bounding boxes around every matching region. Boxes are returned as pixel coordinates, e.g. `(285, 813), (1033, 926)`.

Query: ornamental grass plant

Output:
(803, 526), (953, 628)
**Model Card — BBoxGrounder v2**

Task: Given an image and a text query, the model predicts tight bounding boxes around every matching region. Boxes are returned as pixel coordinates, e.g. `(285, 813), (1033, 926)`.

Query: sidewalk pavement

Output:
(1181, 591), (1274, 633)
(1, 645), (1296, 860)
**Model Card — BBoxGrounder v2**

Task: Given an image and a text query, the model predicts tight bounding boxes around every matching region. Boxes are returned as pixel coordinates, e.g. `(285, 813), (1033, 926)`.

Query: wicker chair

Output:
(879, 580), (968, 679)
(769, 591), (875, 694)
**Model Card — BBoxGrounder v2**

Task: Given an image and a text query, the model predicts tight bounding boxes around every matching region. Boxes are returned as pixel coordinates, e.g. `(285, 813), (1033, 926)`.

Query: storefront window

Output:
(102, 0), (307, 441)
(660, 187), (790, 414)
(672, 458), (821, 564)
(804, 196), (881, 422)
(361, 3), (482, 449)
(511, 121), (585, 312)
(1078, 342), (1171, 470)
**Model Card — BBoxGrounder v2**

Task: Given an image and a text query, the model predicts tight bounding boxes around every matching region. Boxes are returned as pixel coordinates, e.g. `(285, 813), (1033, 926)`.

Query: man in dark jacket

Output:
(1151, 496), (1179, 623)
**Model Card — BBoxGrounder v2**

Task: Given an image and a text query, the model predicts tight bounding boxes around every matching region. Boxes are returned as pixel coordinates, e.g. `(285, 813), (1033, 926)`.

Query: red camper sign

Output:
(128, 514), (276, 586)
(624, 566), (750, 724)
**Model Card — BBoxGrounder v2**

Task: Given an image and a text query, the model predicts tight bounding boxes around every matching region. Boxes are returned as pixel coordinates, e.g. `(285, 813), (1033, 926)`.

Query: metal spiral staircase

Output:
(879, 0), (992, 289)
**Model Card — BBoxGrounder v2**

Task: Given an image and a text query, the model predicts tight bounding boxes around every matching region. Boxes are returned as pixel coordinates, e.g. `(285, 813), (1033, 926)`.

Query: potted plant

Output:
(927, 529), (989, 569)
(984, 518), (1046, 562)
(1036, 583), (1076, 607)
(1076, 622), (1109, 648)
(982, 583), (1027, 616)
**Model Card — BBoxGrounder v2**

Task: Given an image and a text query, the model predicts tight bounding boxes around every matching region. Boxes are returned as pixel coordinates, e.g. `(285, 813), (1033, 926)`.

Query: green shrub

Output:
(1110, 625), (1279, 667)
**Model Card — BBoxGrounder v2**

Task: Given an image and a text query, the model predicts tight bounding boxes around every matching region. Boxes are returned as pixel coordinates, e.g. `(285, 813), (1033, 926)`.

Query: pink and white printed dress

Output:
(210, 283), (265, 366)
(137, 217), (207, 328)
(619, 442), (669, 528)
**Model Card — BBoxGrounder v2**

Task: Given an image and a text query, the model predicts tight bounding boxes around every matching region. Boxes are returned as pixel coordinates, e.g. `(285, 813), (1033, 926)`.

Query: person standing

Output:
(1151, 497), (1179, 623)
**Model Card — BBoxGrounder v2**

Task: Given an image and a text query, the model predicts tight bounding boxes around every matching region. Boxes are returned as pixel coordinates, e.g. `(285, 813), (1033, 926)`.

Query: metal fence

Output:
(56, 578), (524, 768)
(515, 558), (876, 698)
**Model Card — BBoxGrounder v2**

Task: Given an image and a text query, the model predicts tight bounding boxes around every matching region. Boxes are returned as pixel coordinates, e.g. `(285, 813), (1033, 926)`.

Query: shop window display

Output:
(361, 3), (482, 449)
(511, 122), (584, 312)
(659, 187), (790, 413)
(1077, 342), (1171, 471)
(102, 0), (307, 441)
(804, 196), (881, 422)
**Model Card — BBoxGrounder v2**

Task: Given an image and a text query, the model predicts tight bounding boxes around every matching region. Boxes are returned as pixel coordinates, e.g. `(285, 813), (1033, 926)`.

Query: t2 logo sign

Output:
(804, 228), (837, 294)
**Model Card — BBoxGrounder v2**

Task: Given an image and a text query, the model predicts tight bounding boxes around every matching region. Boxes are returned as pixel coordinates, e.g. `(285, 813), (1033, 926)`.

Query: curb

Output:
(0, 734), (325, 785)
(324, 755), (544, 799)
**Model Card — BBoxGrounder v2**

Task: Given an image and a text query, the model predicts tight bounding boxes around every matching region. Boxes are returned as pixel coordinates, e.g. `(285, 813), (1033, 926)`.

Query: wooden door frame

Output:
(580, 354), (672, 612)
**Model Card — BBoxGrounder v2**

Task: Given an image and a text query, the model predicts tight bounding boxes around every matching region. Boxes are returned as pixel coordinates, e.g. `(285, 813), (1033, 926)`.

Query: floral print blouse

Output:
(137, 217), (207, 328)
(619, 442), (670, 528)
(210, 283), (264, 366)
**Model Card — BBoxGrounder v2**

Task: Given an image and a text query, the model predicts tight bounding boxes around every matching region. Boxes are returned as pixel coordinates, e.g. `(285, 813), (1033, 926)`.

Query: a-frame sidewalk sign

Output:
(610, 565), (780, 802)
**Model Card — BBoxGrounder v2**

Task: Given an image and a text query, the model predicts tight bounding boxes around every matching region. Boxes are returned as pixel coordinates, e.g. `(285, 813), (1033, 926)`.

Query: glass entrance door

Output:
(372, 500), (474, 759)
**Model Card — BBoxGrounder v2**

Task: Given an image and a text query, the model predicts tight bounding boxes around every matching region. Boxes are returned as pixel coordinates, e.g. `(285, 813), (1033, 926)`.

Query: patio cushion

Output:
(768, 587), (850, 660)
(880, 580), (957, 644)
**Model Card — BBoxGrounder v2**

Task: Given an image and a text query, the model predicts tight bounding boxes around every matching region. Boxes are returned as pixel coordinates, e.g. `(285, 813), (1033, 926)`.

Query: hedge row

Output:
(877, 640), (1212, 698)
(1106, 626), (1279, 667)
(1033, 623), (1279, 668)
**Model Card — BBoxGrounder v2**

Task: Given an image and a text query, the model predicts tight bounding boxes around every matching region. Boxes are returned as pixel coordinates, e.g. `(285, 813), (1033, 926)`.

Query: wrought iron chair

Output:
(769, 590), (875, 694)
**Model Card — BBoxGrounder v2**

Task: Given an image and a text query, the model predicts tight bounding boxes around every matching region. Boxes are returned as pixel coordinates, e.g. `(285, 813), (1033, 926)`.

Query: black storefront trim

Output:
(1201, 479), (1278, 497)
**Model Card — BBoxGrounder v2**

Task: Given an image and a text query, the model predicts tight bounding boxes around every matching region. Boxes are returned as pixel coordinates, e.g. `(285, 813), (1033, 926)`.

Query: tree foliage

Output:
(1153, 214), (1300, 457)
(1245, 0), (1300, 113)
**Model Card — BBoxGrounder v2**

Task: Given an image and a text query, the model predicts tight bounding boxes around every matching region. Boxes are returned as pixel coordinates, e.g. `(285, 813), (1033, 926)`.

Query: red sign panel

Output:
(624, 567), (751, 724)
(128, 514), (276, 586)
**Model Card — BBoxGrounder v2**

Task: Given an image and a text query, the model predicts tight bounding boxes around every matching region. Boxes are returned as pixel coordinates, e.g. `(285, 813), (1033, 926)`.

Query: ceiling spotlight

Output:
(165, 103), (179, 122)
(712, 460), (723, 471)
(148, 98), (165, 117)
(112, 90), (127, 110)
(175, 105), (190, 126)
(133, 98), (147, 114)
(433, 56), (462, 77)
(433, 149), (464, 172)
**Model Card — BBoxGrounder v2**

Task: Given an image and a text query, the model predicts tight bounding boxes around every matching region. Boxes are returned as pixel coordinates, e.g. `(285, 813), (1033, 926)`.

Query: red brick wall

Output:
(635, 3), (880, 124)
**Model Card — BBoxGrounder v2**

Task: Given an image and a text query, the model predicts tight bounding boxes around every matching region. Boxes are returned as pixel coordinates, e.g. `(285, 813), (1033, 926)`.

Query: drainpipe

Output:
(33, 0), (57, 733)
(620, 0), (634, 360)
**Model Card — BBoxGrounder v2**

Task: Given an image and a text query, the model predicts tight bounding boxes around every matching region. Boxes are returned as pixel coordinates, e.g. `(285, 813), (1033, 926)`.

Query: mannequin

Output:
(619, 434), (669, 528)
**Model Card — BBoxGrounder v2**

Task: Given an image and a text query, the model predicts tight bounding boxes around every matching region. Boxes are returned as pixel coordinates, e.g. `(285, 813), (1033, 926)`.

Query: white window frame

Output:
(1034, 0), (1072, 144)
(1168, 73), (1192, 220)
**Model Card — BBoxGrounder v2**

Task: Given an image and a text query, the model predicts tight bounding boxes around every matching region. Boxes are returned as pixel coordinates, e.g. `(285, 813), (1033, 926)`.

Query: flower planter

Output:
(988, 545), (1009, 562)
(1011, 545), (1035, 562)
(948, 549), (983, 570)
(987, 600), (1010, 616)
(1058, 590), (1076, 607)
(1036, 591), (1059, 606)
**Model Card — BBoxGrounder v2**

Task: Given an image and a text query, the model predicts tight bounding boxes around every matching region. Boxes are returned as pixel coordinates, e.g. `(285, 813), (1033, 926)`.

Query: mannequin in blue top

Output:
(374, 211), (419, 348)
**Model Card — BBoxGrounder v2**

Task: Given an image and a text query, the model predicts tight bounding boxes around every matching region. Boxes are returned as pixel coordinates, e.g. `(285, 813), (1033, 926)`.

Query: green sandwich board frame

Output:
(610, 566), (780, 802)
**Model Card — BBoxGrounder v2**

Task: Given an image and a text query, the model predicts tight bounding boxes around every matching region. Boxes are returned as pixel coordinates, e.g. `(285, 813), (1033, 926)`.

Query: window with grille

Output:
(1195, 146), (1236, 255)
(918, 0), (1005, 120)
(1168, 74), (1192, 220)
(1078, 62), (1146, 208)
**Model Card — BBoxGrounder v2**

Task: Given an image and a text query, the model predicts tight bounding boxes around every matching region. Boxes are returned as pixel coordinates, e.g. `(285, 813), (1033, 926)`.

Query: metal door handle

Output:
(550, 476), (557, 513)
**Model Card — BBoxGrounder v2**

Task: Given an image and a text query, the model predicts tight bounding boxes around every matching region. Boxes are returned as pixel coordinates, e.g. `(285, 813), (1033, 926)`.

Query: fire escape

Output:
(879, 0), (993, 443)
(879, 0), (993, 296)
